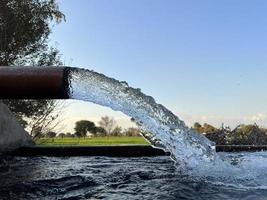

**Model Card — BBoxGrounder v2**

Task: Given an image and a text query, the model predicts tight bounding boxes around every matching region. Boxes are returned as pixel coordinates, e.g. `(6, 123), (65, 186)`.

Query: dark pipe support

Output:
(0, 66), (70, 99)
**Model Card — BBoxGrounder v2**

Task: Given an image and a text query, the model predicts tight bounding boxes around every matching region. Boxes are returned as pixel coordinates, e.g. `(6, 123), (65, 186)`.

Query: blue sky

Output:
(50, 0), (267, 131)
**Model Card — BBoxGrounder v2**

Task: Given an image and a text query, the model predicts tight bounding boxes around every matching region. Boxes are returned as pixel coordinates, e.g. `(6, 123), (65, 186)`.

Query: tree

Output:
(0, 0), (64, 65)
(228, 124), (267, 145)
(0, 0), (65, 133)
(31, 126), (43, 139)
(46, 131), (56, 138)
(193, 122), (202, 133)
(193, 122), (226, 145)
(205, 128), (228, 145)
(124, 127), (140, 137)
(193, 122), (267, 145)
(95, 127), (106, 136)
(98, 116), (116, 136)
(192, 122), (218, 134)
(74, 120), (97, 138)
(112, 126), (123, 136)
(57, 133), (65, 138)
(30, 100), (67, 138)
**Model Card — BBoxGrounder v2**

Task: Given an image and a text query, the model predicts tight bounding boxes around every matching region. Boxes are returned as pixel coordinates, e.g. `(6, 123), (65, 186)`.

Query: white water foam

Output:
(190, 151), (267, 190)
(68, 68), (216, 170)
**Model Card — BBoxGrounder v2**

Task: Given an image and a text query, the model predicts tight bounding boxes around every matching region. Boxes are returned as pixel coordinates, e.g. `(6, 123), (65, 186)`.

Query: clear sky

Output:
(50, 0), (267, 132)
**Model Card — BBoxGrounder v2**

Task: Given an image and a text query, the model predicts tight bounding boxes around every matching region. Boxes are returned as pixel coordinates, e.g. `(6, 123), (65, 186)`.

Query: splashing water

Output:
(67, 68), (217, 170)
(64, 66), (267, 194)
(66, 67), (267, 191)
(3, 66), (267, 198)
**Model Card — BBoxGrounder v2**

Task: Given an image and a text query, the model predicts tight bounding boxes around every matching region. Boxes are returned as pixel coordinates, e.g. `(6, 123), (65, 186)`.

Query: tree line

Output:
(36, 116), (141, 139)
(192, 122), (267, 145)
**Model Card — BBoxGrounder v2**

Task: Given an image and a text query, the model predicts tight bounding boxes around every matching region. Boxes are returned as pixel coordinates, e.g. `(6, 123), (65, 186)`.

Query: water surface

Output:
(1, 154), (267, 200)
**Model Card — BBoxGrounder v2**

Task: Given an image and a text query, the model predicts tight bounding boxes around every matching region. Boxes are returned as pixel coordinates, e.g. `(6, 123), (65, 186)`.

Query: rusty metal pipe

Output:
(0, 66), (70, 99)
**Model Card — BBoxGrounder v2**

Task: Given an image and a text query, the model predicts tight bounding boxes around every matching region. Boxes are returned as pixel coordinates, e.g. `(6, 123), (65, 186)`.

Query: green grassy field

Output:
(36, 136), (149, 146)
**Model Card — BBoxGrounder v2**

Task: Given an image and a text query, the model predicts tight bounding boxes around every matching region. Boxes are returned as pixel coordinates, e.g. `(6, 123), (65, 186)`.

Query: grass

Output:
(35, 136), (149, 146)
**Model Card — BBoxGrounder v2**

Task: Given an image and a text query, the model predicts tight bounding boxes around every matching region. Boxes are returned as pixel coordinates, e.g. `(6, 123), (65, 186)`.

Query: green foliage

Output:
(205, 127), (229, 145)
(124, 127), (140, 137)
(111, 126), (123, 136)
(72, 116), (144, 138)
(0, 0), (64, 65)
(95, 127), (107, 136)
(193, 122), (218, 134)
(0, 0), (65, 131)
(2, 100), (52, 127)
(193, 122), (202, 132)
(228, 124), (267, 145)
(194, 122), (267, 145)
(74, 120), (98, 138)
(45, 131), (56, 138)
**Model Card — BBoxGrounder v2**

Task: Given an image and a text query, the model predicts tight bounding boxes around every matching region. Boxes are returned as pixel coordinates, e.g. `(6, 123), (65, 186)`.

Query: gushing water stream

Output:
(67, 68), (217, 170)
(66, 67), (267, 190)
